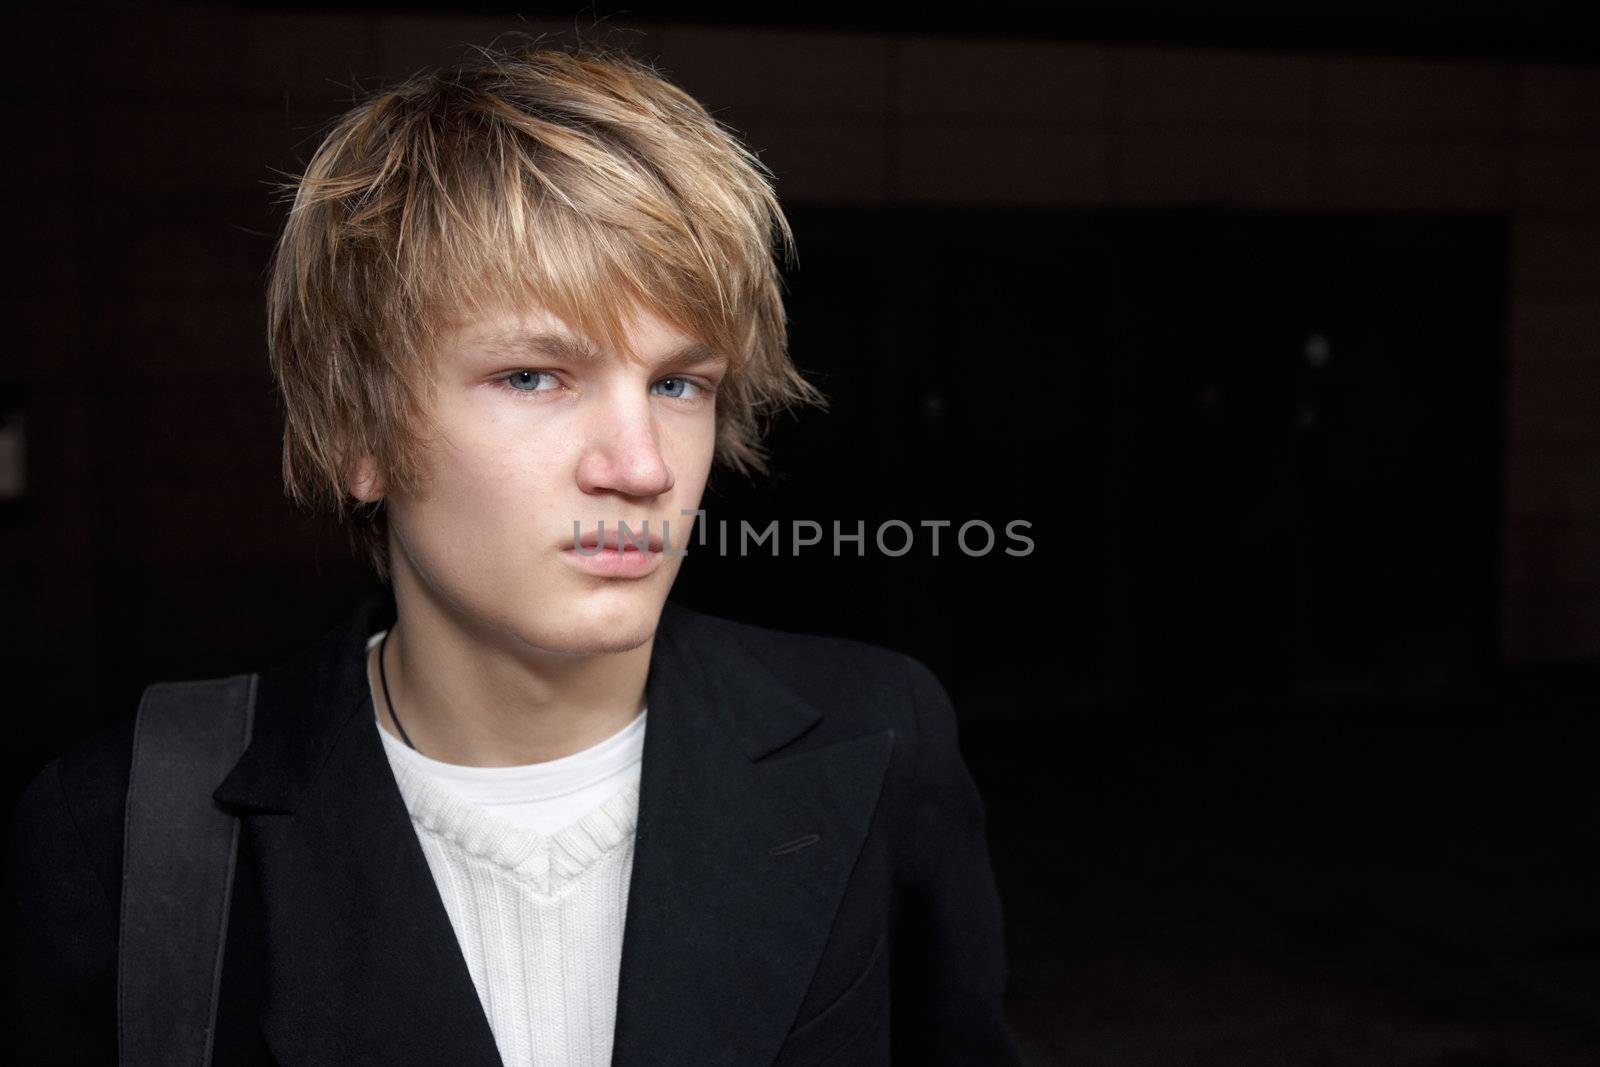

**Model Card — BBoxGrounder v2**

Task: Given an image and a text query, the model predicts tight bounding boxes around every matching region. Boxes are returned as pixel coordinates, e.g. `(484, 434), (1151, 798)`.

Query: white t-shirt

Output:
(362, 629), (645, 1066)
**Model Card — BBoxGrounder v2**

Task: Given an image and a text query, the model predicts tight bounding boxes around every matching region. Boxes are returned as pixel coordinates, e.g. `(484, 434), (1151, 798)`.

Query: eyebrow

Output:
(473, 329), (726, 370)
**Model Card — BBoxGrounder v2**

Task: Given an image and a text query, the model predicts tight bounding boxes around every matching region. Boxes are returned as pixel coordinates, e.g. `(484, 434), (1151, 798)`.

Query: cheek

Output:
(671, 413), (719, 470)
(414, 419), (565, 529)
(677, 441), (714, 497)
(396, 455), (557, 592)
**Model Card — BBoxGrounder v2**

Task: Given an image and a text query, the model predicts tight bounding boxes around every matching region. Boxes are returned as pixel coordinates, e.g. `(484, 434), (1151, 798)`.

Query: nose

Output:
(574, 391), (675, 499)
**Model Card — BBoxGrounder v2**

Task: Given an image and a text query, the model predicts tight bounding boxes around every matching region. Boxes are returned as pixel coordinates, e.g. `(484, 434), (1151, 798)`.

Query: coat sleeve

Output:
(889, 654), (1026, 1065)
(6, 756), (121, 1065)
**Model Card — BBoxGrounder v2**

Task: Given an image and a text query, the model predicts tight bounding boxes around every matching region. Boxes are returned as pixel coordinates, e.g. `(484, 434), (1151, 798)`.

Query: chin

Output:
(528, 594), (664, 656)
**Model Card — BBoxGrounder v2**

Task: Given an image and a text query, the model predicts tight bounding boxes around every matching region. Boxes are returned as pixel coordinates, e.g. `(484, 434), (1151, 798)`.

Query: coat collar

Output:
(213, 587), (825, 815)
(213, 587), (895, 1065)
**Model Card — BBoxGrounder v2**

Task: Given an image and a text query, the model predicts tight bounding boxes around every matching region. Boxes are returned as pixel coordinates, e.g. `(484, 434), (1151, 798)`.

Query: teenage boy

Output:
(8, 42), (1023, 1065)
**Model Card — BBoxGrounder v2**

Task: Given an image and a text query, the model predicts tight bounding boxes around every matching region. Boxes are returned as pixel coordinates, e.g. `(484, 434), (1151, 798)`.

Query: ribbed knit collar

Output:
(384, 750), (641, 897)
(363, 629), (646, 802)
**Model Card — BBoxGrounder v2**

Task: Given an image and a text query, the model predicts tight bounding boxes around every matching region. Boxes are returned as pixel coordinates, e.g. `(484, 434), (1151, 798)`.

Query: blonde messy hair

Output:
(267, 39), (827, 582)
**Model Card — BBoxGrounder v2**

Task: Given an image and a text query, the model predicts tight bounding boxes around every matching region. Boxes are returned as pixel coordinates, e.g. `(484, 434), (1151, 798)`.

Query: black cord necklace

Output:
(377, 628), (418, 751)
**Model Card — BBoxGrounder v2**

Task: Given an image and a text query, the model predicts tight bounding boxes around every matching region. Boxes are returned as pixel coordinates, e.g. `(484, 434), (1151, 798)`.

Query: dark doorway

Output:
(680, 206), (1508, 721)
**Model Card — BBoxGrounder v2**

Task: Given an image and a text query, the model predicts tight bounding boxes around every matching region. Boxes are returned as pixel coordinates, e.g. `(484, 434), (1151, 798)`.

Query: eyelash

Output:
(495, 370), (716, 405)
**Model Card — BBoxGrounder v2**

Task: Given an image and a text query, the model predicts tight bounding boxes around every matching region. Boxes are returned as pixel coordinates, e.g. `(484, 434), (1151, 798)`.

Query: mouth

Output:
(564, 526), (665, 552)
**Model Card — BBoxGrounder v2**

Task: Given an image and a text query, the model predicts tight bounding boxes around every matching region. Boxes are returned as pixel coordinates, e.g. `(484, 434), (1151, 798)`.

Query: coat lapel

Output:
(610, 604), (895, 1066)
(213, 589), (895, 1066)
(214, 590), (503, 1065)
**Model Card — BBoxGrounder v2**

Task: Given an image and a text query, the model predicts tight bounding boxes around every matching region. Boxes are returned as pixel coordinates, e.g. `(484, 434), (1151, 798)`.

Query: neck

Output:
(369, 582), (656, 769)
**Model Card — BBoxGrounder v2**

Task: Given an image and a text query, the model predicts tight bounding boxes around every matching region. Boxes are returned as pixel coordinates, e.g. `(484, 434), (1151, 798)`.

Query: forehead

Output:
(444, 304), (721, 368)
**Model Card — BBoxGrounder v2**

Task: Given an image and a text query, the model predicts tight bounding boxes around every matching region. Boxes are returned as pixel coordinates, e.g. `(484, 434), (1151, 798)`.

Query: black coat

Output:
(8, 588), (1024, 1065)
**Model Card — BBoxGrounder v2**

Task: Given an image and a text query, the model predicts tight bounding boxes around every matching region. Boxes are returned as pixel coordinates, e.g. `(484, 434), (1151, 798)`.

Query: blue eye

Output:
(653, 377), (698, 400)
(499, 371), (711, 403)
(505, 370), (556, 393)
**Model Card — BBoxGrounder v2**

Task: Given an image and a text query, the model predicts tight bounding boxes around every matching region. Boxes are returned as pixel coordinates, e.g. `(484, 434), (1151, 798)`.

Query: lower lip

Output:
(562, 545), (664, 578)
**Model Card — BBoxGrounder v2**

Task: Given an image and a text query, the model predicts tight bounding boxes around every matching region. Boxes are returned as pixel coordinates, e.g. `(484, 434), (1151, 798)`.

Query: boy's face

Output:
(355, 300), (725, 656)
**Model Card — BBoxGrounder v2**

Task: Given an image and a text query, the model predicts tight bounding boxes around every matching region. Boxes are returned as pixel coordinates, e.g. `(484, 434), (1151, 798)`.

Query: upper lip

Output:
(567, 525), (664, 552)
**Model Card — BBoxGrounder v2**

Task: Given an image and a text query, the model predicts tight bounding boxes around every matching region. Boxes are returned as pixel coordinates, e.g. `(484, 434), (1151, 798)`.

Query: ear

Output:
(336, 430), (386, 503)
(347, 452), (386, 503)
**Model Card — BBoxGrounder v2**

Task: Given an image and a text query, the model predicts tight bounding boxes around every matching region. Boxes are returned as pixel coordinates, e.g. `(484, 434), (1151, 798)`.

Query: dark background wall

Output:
(6, 3), (1600, 1062)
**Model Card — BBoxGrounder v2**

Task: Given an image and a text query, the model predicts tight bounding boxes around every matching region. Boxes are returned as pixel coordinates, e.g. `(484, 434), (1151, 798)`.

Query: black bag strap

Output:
(118, 673), (258, 1067)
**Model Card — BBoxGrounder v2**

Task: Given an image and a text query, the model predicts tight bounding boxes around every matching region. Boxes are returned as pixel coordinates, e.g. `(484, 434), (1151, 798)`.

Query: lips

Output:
(567, 526), (664, 552)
